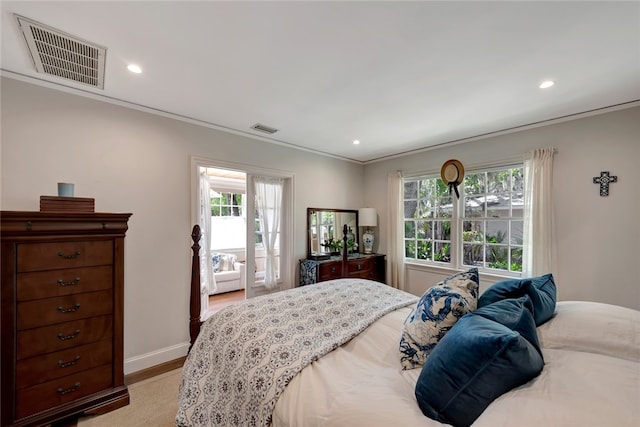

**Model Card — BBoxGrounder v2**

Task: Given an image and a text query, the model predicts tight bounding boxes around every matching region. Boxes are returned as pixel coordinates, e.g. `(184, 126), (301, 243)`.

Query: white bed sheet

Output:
(273, 303), (640, 427)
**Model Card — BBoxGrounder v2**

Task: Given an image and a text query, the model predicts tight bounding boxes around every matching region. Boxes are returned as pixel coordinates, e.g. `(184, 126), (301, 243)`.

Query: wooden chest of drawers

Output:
(300, 254), (386, 285)
(1, 211), (131, 427)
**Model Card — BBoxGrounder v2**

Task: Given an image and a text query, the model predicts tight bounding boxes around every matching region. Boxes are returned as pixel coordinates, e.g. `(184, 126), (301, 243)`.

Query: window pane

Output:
(487, 171), (510, 195)
(417, 220), (431, 239)
(486, 220), (509, 243)
(434, 242), (450, 262)
(464, 196), (484, 217)
(404, 221), (415, 238)
(463, 221), (484, 242)
(405, 240), (416, 258)
(511, 168), (524, 193)
(434, 220), (450, 240)
(418, 199), (434, 218)
(404, 200), (418, 218)
(487, 194), (512, 218)
(511, 247), (523, 272)
(404, 181), (418, 199)
(487, 245), (509, 270)
(511, 220), (523, 244)
(464, 173), (485, 195)
(435, 197), (453, 218)
(417, 240), (432, 260)
(463, 243), (484, 267)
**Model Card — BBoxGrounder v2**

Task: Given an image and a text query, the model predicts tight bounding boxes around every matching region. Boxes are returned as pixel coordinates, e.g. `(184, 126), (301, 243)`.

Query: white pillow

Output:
(218, 254), (237, 272)
(537, 301), (640, 362)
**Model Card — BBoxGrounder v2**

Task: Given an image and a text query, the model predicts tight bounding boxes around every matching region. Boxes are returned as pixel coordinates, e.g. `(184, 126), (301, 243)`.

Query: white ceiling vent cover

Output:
(15, 14), (106, 89)
(251, 123), (279, 134)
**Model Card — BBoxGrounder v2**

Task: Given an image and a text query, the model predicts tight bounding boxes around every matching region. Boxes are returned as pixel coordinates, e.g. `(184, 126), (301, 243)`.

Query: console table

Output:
(299, 253), (386, 286)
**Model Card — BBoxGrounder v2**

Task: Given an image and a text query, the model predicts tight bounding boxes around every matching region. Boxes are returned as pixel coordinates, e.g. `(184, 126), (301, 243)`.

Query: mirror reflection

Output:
(307, 208), (358, 257)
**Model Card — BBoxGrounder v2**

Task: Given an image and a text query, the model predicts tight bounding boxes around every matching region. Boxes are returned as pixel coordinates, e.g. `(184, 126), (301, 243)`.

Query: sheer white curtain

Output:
(199, 171), (216, 300)
(387, 171), (405, 290)
(523, 147), (557, 277)
(253, 176), (283, 290)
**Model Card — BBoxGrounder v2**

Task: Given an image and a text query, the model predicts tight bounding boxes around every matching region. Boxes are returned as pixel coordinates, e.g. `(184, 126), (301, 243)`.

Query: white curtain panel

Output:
(253, 176), (284, 290)
(523, 147), (557, 277)
(387, 171), (405, 290)
(199, 171), (216, 301)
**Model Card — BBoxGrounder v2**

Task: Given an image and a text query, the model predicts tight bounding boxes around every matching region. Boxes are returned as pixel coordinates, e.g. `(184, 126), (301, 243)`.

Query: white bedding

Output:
(273, 302), (640, 427)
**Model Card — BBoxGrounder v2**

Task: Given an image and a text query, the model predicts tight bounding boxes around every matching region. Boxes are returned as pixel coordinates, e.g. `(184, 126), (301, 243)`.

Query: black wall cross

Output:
(593, 171), (617, 196)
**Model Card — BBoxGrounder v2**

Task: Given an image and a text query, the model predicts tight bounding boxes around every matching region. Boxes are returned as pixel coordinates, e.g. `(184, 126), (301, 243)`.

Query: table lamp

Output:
(358, 208), (377, 254)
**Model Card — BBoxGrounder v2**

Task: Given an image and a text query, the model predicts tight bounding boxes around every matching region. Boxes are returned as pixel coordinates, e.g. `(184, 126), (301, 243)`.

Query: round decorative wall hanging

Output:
(441, 159), (465, 198)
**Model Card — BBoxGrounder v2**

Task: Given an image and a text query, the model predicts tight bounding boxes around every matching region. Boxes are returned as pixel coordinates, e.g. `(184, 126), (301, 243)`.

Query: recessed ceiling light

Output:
(127, 64), (142, 74)
(353, 140), (360, 145)
(539, 80), (555, 89)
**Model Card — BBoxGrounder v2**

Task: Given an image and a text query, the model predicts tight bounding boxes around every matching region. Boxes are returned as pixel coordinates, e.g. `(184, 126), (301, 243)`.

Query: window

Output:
(403, 165), (524, 274)
(210, 192), (246, 251)
(210, 192), (243, 217)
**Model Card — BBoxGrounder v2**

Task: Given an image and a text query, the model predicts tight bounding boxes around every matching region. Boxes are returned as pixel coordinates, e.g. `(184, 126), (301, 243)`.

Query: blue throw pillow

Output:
(478, 273), (557, 326)
(473, 296), (542, 356)
(415, 310), (544, 427)
(399, 268), (479, 370)
(211, 253), (222, 273)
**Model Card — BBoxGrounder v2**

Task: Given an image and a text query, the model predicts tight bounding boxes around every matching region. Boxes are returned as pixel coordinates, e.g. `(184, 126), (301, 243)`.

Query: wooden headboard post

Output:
(189, 224), (202, 351)
(341, 223), (349, 277)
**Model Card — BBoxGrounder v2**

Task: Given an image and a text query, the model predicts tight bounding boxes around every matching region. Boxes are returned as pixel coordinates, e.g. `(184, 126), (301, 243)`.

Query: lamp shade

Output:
(359, 208), (377, 227)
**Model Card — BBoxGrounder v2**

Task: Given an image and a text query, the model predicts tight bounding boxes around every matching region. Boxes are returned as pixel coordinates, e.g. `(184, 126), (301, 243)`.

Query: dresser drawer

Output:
(17, 315), (113, 360)
(16, 340), (112, 389)
(17, 266), (113, 301)
(17, 240), (113, 272)
(347, 258), (371, 276)
(16, 364), (113, 419)
(17, 290), (113, 330)
(318, 261), (342, 281)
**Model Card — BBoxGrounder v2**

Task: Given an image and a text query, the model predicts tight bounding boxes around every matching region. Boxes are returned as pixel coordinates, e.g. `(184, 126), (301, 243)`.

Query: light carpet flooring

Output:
(78, 368), (182, 427)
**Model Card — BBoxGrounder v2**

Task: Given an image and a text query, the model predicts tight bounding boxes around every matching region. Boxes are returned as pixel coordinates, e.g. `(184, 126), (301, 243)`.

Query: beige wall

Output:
(0, 77), (364, 372)
(364, 106), (640, 311)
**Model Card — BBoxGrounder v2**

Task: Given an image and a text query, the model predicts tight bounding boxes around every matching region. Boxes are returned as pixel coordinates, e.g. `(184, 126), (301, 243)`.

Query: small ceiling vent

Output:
(15, 14), (106, 89)
(251, 123), (279, 134)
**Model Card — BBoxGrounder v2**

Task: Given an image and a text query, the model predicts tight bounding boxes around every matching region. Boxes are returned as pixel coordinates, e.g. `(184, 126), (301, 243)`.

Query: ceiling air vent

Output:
(251, 123), (279, 134)
(15, 14), (106, 89)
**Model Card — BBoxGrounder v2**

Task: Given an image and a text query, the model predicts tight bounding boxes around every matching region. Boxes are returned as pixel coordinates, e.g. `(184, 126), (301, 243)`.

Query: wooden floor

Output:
(208, 289), (245, 312)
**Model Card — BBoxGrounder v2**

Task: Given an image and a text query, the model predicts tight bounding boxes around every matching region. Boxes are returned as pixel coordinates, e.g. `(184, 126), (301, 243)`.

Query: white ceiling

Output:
(1, 1), (639, 163)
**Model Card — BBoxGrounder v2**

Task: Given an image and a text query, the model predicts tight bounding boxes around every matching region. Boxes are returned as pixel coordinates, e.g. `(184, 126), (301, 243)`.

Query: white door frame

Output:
(190, 156), (295, 305)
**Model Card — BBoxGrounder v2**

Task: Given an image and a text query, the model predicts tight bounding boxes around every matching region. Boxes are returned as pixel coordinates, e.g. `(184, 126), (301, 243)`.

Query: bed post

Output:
(342, 223), (349, 277)
(189, 224), (202, 351)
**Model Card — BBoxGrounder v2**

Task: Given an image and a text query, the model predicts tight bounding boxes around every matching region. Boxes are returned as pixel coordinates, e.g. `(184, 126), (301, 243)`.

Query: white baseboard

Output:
(124, 342), (190, 375)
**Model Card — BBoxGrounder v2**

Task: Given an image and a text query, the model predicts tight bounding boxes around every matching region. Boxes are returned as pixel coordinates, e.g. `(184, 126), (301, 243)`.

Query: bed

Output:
(177, 225), (640, 427)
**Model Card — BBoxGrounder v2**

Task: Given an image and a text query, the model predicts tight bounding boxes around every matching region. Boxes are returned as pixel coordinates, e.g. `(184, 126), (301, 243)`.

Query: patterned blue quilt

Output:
(176, 279), (418, 427)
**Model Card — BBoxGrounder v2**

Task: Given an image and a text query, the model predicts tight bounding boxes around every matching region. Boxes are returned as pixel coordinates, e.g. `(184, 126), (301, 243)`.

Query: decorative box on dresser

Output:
(1, 210), (132, 427)
(299, 253), (386, 286)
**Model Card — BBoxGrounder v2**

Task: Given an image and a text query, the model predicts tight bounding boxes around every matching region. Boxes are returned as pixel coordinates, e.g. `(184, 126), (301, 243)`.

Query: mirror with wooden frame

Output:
(307, 208), (359, 259)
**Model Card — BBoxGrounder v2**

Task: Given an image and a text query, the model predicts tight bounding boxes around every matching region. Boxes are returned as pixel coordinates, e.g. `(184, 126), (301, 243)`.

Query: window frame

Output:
(403, 162), (524, 277)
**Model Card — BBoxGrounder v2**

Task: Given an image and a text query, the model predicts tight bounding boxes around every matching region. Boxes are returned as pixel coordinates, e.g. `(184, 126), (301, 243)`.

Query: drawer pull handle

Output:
(57, 356), (81, 368)
(57, 382), (80, 395)
(57, 277), (81, 287)
(57, 303), (81, 313)
(330, 267), (336, 272)
(58, 251), (81, 260)
(57, 329), (80, 341)
(357, 264), (362, 270)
